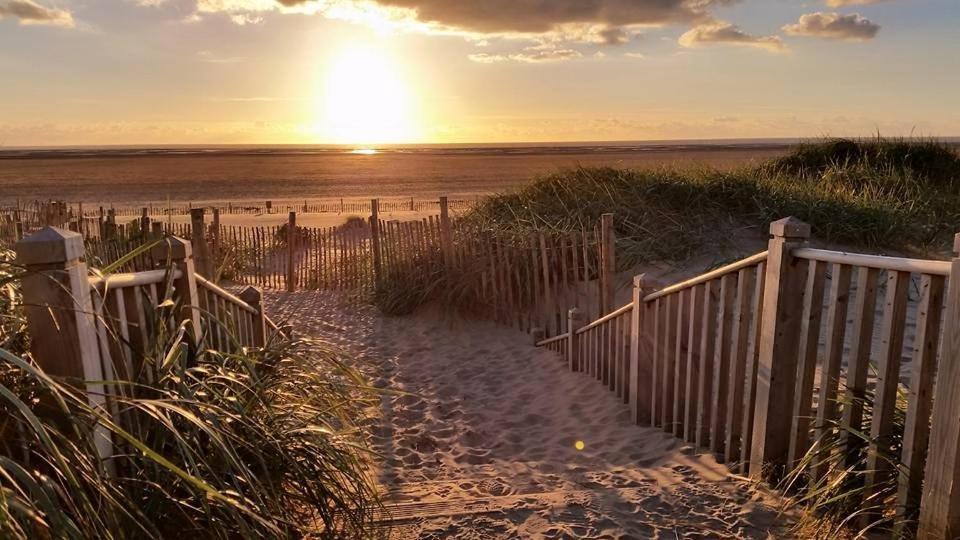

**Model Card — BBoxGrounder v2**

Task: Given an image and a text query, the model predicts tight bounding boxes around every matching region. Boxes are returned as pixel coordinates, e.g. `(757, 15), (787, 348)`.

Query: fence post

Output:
(15, 227), (114, 464)
(568, 308), (586, 372)
(189, 208), (210, 277)
(370, 199), (382, 286)
(140, 207), (149, 238)
(151, 221), (163, 239)
(152, 236), (202, 341)
(239, 286), (267, 347)
(286, 211), (296, 292)
(918, 233), (960, 539)
(630, 274), (658, 425)
(748, 217), (811, 481)
(600, 213), (616, 315)
(531, 327), (545, 346)
(439, 196), (453, 269)
(211, 208), (221, 280)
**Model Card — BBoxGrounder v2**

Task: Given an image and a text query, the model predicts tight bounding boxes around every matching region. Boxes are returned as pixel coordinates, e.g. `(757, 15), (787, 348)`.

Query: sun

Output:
(319, 46), (419, 145)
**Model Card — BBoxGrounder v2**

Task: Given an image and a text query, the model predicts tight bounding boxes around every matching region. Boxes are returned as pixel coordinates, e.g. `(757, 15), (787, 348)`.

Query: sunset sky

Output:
(1, 0), (958, 146)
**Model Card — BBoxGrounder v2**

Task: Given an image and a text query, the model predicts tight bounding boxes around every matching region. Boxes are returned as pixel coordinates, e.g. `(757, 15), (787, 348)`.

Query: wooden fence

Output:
(15, 228), (279, 464)
(535, 217), (960, 539)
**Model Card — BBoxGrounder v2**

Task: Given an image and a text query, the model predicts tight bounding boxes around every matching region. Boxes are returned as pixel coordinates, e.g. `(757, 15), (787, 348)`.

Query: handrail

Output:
(195, 275), (258, 314)
(643, 251), (769, 303)
(89, 269), (180, 289)
(536, 333), (569, 347)
(792, 247), (951, 276)
(577, 302), (633, 334)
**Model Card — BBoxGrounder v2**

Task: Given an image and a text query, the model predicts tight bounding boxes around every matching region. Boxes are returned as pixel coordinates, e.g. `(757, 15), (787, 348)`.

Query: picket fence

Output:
(535, 217), (960, 539)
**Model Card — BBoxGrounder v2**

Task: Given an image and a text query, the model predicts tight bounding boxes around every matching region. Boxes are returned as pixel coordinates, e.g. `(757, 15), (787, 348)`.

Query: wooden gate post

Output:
(600, 213), (616, 315)
(439, 196), (453, 270)
(151, 236), (202, 341)
(630, 274), (658, 425)
(370, 199), (382, 285)
(211, 208), (221, 280)
(140, 207), (149, 238)
(189, 208), (211, 277)
(918, 233), (960, 539)
(748, 217), (810, 481)
(239, 286), (267, 347)
(568, 308), (586, 372)
(16, 227), (114, 463)
(286, 212), (297, 292)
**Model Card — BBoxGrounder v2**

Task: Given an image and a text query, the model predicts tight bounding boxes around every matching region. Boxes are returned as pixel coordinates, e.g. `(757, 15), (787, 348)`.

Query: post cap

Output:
(151, 236), (192, 261)
(190, 208), (205, 219)
(953, 233), (960, 256)
(15, 227), (84, 265)
(769, 217), (811, 239)
(238, 285), (263, 306)
(568, 307), (585, 320)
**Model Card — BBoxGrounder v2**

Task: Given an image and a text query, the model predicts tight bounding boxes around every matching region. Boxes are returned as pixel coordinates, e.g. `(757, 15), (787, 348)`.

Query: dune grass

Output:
(464, 137), (960, 267)
(0, 248), (380, 538)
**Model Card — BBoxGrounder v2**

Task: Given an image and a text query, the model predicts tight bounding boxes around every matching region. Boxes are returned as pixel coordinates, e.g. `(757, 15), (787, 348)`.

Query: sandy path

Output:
(267, 291), (793, 539)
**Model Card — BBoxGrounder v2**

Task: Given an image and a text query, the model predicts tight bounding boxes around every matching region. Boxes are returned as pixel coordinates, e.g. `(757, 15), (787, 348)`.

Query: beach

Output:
(0, 143), (789, 206)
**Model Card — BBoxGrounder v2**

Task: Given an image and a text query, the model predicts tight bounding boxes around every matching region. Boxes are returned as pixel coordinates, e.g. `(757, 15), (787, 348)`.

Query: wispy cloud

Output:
(469, 47), (582, 64)
(783, 12), (880, 41)
(679, 21), (785, 52)
(0, 0), (74, 27)
(823, 0), (890, 6)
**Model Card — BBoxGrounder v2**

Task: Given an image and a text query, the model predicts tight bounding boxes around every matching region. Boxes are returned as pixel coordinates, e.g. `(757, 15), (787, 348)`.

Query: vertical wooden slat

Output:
(896, 274), (945, 527)
(838, 267), (880, 469)
(787, 259), (828, 471)
(710, 273), (737, 455)
(672, 289), (688, 437)
(725, 266), (756, 464)
(661, 293), (678, 431)
(862, 270), (910, 519)
(651, 297), (662, 427)
(696, 279), (719, 449)
(740, 262), (766, 473)
(812, 263), (852, 481)
(684, 283), (705, 443)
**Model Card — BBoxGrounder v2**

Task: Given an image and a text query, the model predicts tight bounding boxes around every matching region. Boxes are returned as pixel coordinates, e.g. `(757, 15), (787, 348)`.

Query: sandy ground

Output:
(266, 290), (794, 539)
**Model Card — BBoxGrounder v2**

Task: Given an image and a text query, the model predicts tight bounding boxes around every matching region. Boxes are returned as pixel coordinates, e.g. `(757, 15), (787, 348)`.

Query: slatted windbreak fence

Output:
(534, 218), (960, 539)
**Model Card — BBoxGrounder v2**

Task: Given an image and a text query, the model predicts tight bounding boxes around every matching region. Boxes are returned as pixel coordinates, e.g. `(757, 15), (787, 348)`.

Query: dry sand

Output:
(267, 290), (795, 539)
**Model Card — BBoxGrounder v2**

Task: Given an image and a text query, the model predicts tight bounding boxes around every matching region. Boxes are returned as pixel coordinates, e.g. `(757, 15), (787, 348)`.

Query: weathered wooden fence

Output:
(15, 228), (279, 463)
(535, 217), (960, 539)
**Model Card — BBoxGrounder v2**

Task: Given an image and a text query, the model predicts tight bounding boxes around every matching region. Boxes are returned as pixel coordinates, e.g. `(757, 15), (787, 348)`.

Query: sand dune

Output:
(267, 291), (794, 538)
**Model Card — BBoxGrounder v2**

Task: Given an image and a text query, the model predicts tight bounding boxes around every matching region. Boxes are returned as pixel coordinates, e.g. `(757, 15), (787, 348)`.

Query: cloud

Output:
(823, 0), (889, 6)
(469, 48), (582, 64)
(783, 12), (879, 41)
(0, 0), (74, 27)
(679, 21), (784, 51)
(283, 0), (735, 34)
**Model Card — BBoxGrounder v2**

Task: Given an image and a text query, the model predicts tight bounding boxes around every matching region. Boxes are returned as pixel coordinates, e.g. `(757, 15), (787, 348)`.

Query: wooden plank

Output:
(862, 270), (910, 522)
(812, 263), (852, 481)
(672, 289), (689, 437)
(661, 293), (678, 431)
(725, 266), (756, 464)
(896, 274), (945, 527)
(786, 259), (828, 472)
(651, 297), (662, 427)
(684, 283), (705, 443)
(837, 267), (880, 469)
(696, 279), (719, 449)
(740, 262), (766, 474)
(710, 272), (737, 455)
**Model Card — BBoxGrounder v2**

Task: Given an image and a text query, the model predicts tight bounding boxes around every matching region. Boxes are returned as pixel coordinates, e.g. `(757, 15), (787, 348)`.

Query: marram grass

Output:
(0, 248), (380, 539)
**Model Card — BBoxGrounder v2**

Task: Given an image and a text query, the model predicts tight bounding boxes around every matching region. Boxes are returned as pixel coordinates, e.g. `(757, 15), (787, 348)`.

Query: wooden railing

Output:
(15, 228), (274, 464)
(534, 217), (960, 539)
